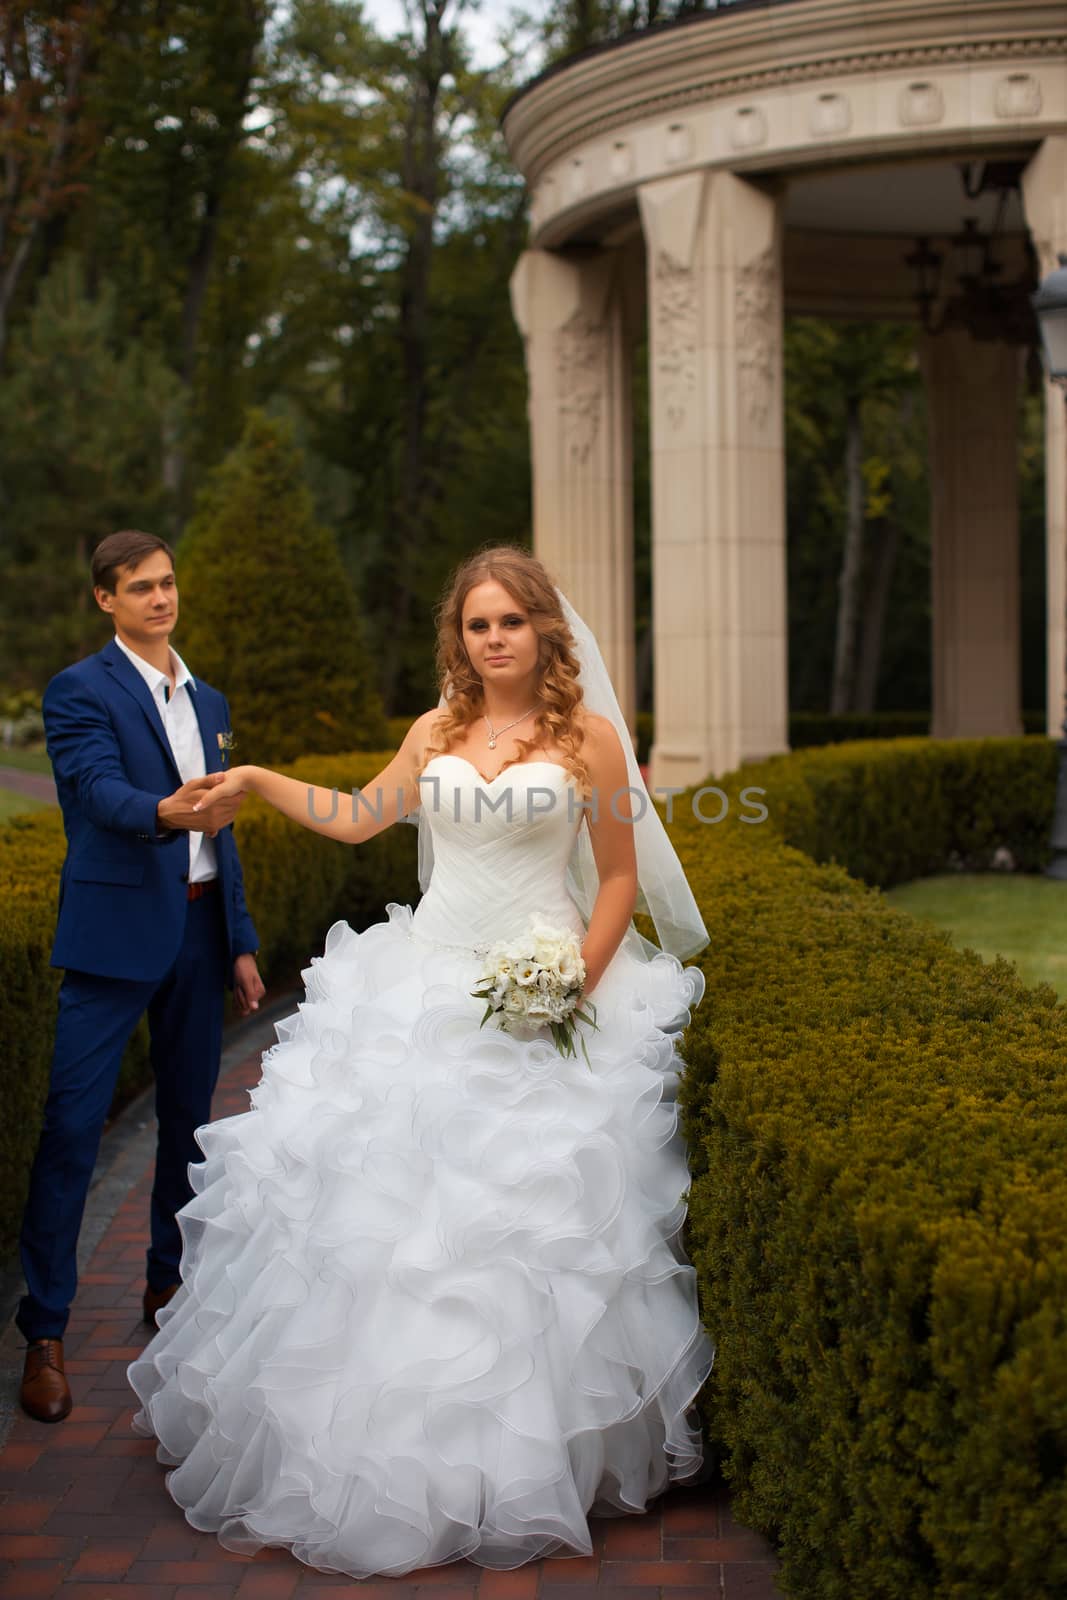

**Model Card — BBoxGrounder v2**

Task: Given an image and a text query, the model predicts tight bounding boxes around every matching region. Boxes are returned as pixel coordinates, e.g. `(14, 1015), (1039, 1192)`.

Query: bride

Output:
(127, 544), (715, 1577)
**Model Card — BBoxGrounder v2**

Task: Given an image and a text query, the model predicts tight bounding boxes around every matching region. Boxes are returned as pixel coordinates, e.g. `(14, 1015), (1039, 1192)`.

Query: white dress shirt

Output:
(114, 635), (218, 884)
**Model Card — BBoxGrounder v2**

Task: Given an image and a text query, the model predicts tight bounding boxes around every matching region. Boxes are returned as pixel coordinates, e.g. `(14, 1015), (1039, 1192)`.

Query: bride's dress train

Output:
(128, 756), (715, 1577)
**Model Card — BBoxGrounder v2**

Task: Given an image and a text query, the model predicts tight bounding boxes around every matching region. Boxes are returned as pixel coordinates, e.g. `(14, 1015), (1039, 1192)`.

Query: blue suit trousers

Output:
(16, 894), (228, 1342)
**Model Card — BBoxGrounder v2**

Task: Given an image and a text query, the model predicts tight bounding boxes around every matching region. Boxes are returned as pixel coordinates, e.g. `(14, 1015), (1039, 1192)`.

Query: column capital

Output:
(1022, 136), (1067, 274)
(510, 247), (618, 340)
(637, 171), (706, 271)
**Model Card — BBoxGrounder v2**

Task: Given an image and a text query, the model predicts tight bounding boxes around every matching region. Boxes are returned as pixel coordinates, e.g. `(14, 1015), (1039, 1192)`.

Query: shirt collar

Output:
(114, 634), (195, 696)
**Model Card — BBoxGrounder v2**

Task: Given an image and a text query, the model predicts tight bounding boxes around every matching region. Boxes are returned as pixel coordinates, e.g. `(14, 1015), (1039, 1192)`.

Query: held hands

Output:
(233, 952), (266, 1016)
(157, 773), (245, 836)
(191, 766), (252, 827)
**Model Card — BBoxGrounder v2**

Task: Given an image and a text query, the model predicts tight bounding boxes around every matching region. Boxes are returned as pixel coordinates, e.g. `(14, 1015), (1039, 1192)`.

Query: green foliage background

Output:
(177, 411), (386, 762)
(0, 0), (1047, 719)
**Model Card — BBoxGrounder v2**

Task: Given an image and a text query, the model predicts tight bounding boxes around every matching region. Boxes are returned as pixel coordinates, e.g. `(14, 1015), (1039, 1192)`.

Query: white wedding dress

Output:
(128, 754), (715, 1577)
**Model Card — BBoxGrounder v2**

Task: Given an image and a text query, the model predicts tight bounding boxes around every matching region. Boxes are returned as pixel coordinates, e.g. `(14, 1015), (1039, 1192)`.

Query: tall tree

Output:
(536, 0), (705, 59)
(77, 0), (269, 501)
(261, 0), (530, 710)
(830, 391), (865, 715)
(1, 0), (534, 708)
(0, 1), (103, 365)
(0, 255), (180, 685)
(784, 318), (926, 714)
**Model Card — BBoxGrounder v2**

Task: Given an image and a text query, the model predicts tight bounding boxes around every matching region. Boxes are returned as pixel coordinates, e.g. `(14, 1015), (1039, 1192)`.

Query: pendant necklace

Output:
(484, 706), (537, 750)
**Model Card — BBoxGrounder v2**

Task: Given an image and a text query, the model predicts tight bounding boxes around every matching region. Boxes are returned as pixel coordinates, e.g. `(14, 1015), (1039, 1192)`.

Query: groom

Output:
(17, 529), (264, 1423)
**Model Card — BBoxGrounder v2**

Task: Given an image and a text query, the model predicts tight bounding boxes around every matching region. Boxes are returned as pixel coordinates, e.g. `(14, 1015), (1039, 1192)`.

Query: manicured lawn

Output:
(0, 745), (51, 774)
(884, 873), (1067, 1002)
(0, 787), (49, 821)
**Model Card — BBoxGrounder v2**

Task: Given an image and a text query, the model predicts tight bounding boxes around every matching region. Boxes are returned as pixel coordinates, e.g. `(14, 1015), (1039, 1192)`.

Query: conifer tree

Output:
(176, 410), (387, 763)
(0, 256), (178, 686)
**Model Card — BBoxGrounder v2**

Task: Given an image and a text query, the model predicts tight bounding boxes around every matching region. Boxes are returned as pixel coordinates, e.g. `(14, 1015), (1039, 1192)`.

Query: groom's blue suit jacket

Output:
(43, 638), (258, 983)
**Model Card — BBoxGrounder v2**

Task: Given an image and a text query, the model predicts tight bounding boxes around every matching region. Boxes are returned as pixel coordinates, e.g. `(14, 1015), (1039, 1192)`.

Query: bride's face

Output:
(461, 580), (541, 691)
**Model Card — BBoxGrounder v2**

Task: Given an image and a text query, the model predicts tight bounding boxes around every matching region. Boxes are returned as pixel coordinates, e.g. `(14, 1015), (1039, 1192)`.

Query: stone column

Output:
(638, 169), (788, 790)
(920, 330), (1022, 738)
(1022, 137), (1067, 739)
(510, 248), (635, 730)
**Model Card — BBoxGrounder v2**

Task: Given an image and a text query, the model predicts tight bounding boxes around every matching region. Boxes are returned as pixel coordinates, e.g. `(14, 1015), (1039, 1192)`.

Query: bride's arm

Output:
(578, 716), (639, 998)
(192, 711), (442, 846)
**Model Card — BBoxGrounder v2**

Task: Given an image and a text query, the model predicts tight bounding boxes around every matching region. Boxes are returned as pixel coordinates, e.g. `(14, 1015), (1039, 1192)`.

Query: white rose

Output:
(537, 931), (566, 962)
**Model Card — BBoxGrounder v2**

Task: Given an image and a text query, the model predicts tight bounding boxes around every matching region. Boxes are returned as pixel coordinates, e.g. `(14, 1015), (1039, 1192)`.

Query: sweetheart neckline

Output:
(422, 753), (574, 787)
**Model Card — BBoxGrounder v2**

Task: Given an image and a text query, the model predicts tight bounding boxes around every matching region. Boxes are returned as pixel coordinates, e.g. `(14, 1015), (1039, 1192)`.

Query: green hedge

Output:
(0, 815), (73, 1269)
(789, 710), (1048, 746)
(632, 711), (1049, 761)
(722, 735), (1057, 887)
(0, 751), (416, 1262)
(673, 737), (1066, 1598)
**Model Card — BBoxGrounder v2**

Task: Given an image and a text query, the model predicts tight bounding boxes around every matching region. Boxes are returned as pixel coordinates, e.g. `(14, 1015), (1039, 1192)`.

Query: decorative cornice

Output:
(511, 34), (1066, 184)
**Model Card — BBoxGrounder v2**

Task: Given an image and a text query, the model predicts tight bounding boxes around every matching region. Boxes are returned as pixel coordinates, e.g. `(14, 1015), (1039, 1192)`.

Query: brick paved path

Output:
(0, 765), (57, 805)
(1, 1036), (785, 1599)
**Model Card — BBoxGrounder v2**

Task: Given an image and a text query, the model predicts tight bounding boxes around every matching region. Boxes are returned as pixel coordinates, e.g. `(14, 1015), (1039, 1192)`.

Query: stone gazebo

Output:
(501, 0), (1067, 790)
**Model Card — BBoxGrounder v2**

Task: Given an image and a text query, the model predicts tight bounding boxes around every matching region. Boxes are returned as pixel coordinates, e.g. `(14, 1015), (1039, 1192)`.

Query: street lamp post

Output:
(1031, 253), (1067, 880)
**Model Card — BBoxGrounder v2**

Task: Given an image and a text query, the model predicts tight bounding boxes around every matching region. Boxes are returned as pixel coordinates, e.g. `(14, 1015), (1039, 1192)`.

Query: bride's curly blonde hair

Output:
(418, 545), (592, 796)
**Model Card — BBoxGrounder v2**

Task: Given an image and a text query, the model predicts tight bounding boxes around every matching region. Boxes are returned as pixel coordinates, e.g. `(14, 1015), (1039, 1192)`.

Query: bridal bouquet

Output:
(471, 917), (599, 1066)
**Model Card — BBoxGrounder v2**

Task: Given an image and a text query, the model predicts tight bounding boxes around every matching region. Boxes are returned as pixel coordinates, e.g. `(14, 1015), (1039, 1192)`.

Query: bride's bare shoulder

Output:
(577, 711), (624, 753)
(397, 708), (449, 765)
(572, 713), (631, 784)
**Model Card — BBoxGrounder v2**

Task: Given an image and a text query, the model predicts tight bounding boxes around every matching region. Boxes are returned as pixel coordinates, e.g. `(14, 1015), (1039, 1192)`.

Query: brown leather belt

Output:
(187, 880), (219, 901)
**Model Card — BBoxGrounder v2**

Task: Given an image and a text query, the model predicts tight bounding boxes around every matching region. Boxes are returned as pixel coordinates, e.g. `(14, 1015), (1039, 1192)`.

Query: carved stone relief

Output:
(899, 80), (944, 126)
(567, 159), (588, 199)
(995, 72), (1042, 118)
(556, 311), (603, 465)
(735, 247), (777, 431)
(653, 250), (697, 432)
(665, 122), (693, 163)
(810, 91), (851, 137)
(610, 141), (634, 180)
(730, 105), (767, 150)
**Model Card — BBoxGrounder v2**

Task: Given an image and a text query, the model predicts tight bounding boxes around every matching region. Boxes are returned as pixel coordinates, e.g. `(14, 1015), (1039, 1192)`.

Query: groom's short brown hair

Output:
(91, 530), (176, 594)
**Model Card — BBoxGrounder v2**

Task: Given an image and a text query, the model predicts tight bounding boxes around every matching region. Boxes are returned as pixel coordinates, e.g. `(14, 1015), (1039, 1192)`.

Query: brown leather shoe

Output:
(142, 1282), (180, 1326)
(20, 1338), (72, 1423)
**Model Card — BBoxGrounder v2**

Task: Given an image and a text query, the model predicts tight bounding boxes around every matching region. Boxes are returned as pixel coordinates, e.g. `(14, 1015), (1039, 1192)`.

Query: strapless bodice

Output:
(409, 754), (586, 951)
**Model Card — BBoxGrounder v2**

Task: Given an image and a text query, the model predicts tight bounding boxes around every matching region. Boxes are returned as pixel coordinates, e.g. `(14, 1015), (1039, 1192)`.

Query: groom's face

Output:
(95, 552), (179, 647)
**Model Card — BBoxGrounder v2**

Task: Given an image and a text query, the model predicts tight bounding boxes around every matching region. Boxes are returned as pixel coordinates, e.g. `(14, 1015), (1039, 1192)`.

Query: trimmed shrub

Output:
(176, 411), (387, 764)
(789, 710), (1048, 746)
(674, 738), (1066, 1598)
(638, 712), (1047, 764)
(0, 814), (70, 1267)
(723, 735), (1057, 887)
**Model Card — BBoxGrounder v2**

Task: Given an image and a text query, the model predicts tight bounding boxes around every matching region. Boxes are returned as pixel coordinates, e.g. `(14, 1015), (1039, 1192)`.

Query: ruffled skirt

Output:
(127, 904), (715, 1577)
